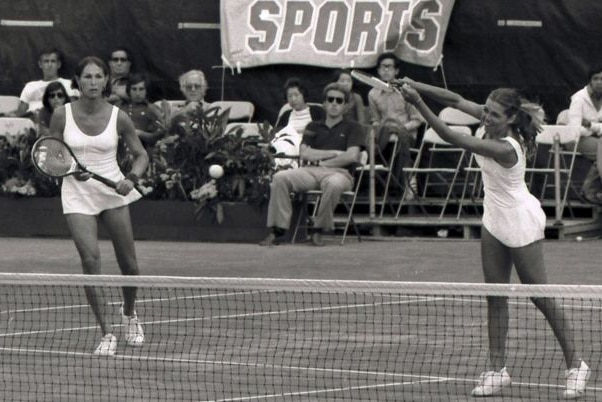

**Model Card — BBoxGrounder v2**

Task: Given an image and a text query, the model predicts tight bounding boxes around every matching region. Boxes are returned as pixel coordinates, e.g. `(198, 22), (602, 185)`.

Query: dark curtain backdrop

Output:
(0, 0), (600, 125)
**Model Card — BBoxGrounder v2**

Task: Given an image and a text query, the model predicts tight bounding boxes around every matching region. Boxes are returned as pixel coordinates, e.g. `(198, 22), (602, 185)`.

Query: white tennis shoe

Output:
(121, 306), (144, 346)
(471, 367), (511, 396)
(563, 360), (590, 399)
(94, 333), (117, 356)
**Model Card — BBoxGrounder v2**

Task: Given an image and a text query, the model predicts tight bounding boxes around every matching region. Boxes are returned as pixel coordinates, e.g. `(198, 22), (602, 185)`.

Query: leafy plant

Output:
(143, 105), (275, 223)
(0, 128), (59, 197)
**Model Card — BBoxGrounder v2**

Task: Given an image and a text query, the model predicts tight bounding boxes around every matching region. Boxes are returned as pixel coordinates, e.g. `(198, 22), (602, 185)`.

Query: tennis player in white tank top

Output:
(398, 81), (590, 399)
(49, 56), (149, 357)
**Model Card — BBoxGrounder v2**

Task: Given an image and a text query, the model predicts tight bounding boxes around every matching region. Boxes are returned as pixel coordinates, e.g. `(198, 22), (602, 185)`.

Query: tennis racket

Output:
(350, 69), (400, 93)
(31, 136), (132, 191)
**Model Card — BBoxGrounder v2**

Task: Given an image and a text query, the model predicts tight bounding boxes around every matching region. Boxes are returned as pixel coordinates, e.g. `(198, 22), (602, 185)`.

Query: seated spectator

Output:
(169, 69), (210, 122)
(568, 65), (602, 204)
(9, 48), (79, 117)
(274, 77), (325, 132)
(106, 46), (133, 105)
(37, 81), (71, 136)
(333, 68), (368, 125)
(260, 82), (365, 247)
(271, 77), (325, 169)
(368, 52), (424, 193)
(119, 73), (163, 147)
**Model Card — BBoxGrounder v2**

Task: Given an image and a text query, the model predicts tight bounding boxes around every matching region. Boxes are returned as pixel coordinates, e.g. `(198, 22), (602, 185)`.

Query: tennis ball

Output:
(209, 164), (224, 179)
(576, 236), (583, 242)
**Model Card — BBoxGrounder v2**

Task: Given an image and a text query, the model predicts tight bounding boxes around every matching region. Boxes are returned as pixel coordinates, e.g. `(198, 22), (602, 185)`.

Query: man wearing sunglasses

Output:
(261, 82), (366, 247)
(9, 48), (79, 117)
(107, 47), (133, 104)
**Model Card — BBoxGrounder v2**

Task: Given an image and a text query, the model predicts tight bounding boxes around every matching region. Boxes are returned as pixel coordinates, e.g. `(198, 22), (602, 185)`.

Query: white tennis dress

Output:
(474, 133), (545, 247)
(61, 104), (141, 215)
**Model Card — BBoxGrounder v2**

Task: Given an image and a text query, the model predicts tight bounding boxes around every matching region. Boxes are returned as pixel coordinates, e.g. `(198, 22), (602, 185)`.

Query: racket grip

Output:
(91, 174), (118, 189)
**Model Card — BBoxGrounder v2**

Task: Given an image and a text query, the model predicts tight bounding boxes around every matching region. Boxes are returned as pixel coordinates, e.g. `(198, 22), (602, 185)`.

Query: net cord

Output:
(0, 273), (598, 298)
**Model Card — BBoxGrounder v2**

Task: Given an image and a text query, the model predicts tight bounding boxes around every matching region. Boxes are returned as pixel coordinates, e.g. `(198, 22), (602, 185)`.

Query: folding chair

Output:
(0, 95), (20, 115)
(395, 126), (470, 219)
(211, 100), (255, 122)
(526, 125), (581, 220)
(439, 107), (481, 130)
(291, 153), (366, 245)
(225, 122), (269, 139)
(274, 102), (323, 128)
(556, 109), (569, 125)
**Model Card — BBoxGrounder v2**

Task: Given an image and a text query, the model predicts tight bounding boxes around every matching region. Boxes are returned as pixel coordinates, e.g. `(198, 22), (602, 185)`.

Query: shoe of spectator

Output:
(563, 360), (590, 399)
(94, 333), (117, 356)
(471, 367), (511, 396)
(311, 232), (325, 246)
(259, 233), (279, 246)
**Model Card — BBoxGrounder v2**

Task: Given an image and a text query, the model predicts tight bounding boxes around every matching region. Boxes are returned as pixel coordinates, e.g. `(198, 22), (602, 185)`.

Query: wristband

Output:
(126, 173), (140, 184)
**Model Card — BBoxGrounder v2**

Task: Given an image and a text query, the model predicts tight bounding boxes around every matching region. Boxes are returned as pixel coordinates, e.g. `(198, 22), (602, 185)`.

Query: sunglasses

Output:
(110, 57), (129, 63)
(326, 96), (345, 105)
(49, 92), (65, 99)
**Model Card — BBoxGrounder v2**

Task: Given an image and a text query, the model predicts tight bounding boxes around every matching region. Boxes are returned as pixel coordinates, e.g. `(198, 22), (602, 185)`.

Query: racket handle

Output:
(91, 173), (118, 189)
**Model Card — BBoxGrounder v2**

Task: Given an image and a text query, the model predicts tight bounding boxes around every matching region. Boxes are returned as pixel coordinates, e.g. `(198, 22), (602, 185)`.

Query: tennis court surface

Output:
(0, 237), (601, 401)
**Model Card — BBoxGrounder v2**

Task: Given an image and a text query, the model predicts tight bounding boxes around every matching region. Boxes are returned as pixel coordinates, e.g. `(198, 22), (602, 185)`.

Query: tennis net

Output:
(0, 273), (599, 401)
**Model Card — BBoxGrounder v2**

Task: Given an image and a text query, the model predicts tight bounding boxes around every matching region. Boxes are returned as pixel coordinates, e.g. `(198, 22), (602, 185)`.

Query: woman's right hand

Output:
(73, 171), (92, 181)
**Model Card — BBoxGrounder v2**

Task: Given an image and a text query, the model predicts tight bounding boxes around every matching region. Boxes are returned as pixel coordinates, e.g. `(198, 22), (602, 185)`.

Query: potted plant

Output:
(142, 104), (275, 225)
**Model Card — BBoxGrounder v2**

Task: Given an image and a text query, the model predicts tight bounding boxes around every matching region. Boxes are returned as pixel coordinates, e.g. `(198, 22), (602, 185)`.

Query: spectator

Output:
(107, 47), (133, 105)
(334, 68), (368, 125)
(260, 82), (365, 247)
(274, 77), (325, 132)
(119, 73), (163, 147)
(169, 69), (210, 121)
(568, 65), (602, 204)
(9, 48), (79, 117)
(271, 77), (326, 169)
(368, 53), (424, 192)
(38, 81), (71, 137)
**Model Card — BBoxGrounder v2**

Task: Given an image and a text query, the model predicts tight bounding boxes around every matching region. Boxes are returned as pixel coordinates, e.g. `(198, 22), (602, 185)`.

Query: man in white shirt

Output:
(9, 48), (79, 116)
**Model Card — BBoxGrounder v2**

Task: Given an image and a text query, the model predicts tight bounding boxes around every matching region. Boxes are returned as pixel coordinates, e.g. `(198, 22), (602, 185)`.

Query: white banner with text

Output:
(221, 0), (455, 69)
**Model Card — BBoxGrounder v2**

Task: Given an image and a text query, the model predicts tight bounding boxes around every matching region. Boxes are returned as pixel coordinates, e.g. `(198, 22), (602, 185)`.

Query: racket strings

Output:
(33, 140), (77, 176)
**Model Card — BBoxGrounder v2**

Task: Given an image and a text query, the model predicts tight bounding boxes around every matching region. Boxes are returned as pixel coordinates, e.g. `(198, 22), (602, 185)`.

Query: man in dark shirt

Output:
(260, 82), (366, 246)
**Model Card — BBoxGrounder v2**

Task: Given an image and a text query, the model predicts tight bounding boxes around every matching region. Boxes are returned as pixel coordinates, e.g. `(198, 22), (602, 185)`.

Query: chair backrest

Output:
(225, 122), (269, 138)
(0, 95), (20, 115)
(536, 125), (580, 145)
(276, 102), (323, 122)
(211, 101), (254, 122)
(422, 126), (471, 146)
(438, 107), (480, 126)
(556, 109), (569, 125)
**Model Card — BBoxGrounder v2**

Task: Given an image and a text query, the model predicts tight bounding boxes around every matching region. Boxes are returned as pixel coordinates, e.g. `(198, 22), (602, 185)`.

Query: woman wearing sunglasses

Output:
(38, 81), (71, 136)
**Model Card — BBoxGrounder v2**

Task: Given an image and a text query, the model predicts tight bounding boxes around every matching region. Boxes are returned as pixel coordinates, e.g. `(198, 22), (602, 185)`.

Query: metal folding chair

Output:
(396, 127), (470, 219)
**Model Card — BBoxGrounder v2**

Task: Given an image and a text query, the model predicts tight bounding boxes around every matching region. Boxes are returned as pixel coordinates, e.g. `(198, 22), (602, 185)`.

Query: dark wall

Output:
(0, 1), (600, 125)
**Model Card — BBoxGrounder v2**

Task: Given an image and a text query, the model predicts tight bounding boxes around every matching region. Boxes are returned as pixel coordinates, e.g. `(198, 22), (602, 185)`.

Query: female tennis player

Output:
(48, 56), (149, 356)
(398, 80), (590, 399)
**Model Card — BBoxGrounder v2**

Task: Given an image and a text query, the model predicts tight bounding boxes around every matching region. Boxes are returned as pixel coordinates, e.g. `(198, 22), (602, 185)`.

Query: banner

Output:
(221, 0), (455, 69)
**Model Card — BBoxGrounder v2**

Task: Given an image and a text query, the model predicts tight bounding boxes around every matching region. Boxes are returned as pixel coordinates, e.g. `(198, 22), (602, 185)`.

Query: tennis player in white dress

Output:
(50, 56), (149, 356)
(398, 80), (590, 399)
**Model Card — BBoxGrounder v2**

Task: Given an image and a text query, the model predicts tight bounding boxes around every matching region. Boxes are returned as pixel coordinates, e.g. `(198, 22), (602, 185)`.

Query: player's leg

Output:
(472, 227), (513, 396)
(481, 228), (513, 369)
(512, 241), (590, 398)
(65, 213), (116, 355)
(100, 205), (144, 346)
